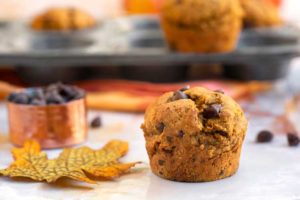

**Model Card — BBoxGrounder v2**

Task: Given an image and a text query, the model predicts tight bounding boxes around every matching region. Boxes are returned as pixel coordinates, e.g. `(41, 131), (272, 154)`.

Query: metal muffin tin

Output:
(0, 15), (299, 82)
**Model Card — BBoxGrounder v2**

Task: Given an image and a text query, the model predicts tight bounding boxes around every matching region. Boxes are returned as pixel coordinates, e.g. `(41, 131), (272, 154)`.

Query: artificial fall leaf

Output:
(0, 140), (139, 184)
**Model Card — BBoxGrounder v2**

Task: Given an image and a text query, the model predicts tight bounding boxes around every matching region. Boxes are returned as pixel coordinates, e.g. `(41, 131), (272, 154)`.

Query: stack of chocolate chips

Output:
(8, 83), (85, 105)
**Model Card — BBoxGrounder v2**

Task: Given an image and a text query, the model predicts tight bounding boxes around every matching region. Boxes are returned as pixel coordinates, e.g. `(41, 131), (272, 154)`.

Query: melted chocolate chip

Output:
(287, 133), (300, 147)
(202, 104), (221, 119)
(177, 130), (184, 138)
(90, 116), (102, 128)
(219, 170), (225, 176)
(256, 130), (273, 143)
(156, 122), (165, 133)
(158, 160), (165, 166)
(179, 86), (190, 92)
(215, 131), (229, 138)
(171, 91), (188, 101)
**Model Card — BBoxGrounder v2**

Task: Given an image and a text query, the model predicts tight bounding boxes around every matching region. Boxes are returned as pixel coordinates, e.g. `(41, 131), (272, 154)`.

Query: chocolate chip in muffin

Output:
(214, 89), (224, 94)
(202, 104), (221, 119)
(215, 130), (229, 138)
(166, 136), (173, 143)
(158, 160), (165, 166)
(156, 122), (165, 133)
(219, 170), (225, 176)
(287, 133), (300, 147)
(177, 130), (184, 138)
(256, 130), (273, 143)
(90, 116), (102, 128)
(171, 91), (189, 101)
(179, 86), (190, 92)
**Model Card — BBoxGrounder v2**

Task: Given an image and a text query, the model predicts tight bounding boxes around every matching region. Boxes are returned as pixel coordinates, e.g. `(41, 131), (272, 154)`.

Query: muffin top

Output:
(161, 0), (243, 27)
(31, 7), (96, 31)
(142, 87), (247, 157)
(240, 0), (282, 27)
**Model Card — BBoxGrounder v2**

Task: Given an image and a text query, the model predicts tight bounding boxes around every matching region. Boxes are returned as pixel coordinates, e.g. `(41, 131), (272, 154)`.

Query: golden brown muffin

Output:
(141, 87), (248, 182)
(31, 7), (96, 31)
(240, 0), (282, 28)
(160, 0), (244, 53)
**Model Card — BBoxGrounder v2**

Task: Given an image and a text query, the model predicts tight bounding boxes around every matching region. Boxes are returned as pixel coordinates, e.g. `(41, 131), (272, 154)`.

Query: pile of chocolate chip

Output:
(8, 83), (85, 105)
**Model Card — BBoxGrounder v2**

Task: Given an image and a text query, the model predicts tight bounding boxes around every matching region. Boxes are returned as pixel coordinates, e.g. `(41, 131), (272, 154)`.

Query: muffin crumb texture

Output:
(142, 87), (248, 182)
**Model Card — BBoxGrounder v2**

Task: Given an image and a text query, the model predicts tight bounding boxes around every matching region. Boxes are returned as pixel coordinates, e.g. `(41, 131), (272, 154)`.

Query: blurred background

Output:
(0, 0), (298, 84)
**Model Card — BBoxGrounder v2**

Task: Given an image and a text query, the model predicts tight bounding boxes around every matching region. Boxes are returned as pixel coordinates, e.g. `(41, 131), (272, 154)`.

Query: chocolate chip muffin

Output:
(141, 87), (248, 182)
(31, 7), (96, 31)
(161, 0), (244, 53)
(240, 0), (282, 28)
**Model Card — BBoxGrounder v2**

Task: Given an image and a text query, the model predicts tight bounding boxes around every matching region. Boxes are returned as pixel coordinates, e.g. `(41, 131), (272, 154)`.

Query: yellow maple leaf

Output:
(0, 140), (139, 184)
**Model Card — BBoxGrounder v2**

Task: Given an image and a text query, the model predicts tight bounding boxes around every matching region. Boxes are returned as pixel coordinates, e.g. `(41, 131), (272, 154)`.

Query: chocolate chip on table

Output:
(171, 91), (188, 101)
(156, 122), (165, 133)
(179, 86), (190, 92)
(287, 133), (300, 147)
(90, 116), (102, 128)
(177, 130), (184, 138)
(256, 130), (273, 143)
(202, 104), (221, 119)
(158, 160), (165, 166)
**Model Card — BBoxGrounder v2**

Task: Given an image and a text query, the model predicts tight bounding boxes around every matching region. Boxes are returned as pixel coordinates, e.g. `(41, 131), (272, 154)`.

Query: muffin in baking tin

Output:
(160, 0), (244, 53)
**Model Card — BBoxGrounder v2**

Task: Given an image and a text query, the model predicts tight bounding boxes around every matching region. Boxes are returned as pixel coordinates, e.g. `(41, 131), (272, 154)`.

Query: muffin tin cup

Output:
(7, 95), (88, 149)
(29, 26), (97, 50)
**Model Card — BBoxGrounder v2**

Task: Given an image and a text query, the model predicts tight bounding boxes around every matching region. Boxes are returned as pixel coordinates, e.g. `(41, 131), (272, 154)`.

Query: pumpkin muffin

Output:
(160, 0), (244, 53)
(141, 87), (248, 182)
(240, 0), (282, 28)
(31, 7), (96, 31)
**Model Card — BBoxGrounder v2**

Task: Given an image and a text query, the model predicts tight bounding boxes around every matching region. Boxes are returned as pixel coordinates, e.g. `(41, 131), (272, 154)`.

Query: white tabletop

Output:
(1, 62), (300, 200)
